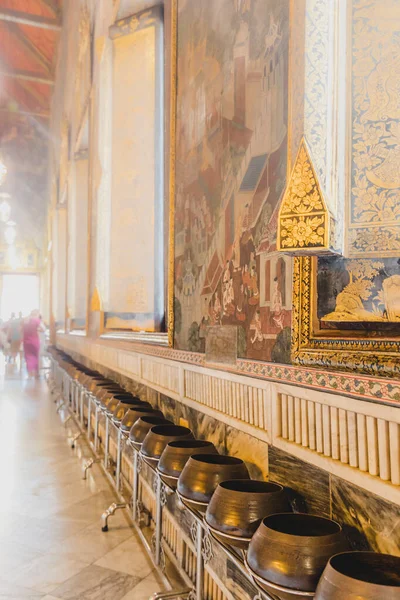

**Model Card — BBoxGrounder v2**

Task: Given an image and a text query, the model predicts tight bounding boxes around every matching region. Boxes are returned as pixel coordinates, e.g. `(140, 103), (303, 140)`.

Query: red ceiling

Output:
(0, 0), (62, 117)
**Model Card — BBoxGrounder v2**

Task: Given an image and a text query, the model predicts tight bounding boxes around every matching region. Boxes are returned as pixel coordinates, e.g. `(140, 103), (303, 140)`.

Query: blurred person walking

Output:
(23, 310), (45, 378)
(7, 312), (22, 363)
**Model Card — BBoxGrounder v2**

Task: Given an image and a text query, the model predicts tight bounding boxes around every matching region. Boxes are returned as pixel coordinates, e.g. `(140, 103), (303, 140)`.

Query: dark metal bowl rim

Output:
(149, 425), (193, 437)
(258, 513), (343, 545)
(166, 440), (215, 449)
(325, 551), (400, 588)
(244, 559), (315, 597)
(217, 480), (284, 494)
(189, 454), (244, 465)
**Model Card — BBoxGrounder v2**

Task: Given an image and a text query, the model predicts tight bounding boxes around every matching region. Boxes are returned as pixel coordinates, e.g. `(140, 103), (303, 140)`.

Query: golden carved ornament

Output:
(278, 139), (330, 253)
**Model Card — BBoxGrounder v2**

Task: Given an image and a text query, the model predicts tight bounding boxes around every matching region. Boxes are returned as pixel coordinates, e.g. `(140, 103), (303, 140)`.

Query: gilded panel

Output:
(349, 0), (400, 256)
(292, 256), (400, 377)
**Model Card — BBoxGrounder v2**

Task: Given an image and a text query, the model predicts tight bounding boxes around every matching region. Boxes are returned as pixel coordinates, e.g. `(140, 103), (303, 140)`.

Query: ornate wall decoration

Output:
(348, 0), (400, 257)
(303, 0), (330, 193)
(292, 256), (400, 377)
(278, 139), (330, 252)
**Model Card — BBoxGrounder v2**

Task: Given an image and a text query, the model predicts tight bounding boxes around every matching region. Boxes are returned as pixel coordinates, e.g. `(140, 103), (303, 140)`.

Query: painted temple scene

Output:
(317, 256), (400, 328)
(174, 0), (292, 362)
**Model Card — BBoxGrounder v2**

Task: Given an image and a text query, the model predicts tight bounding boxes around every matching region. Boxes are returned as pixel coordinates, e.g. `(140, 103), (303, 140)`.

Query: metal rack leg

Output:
(101, 502), (128, 532)
(87, 395), (92, 441)
(155, 475), (162, 566)
(116, 428), (122, 491)
(104, 418), (109, 469)
(132, 450), (139, 521)
(80, 389), (84, 427)
(94, 405), (100, 451)
(82, 458), (101, 480)
(70, 431), (82, 449)
(195, 521), (204, 600)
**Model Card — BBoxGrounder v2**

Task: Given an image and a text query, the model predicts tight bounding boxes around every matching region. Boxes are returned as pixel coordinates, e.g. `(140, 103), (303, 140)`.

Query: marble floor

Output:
(0, 364), (164, 600)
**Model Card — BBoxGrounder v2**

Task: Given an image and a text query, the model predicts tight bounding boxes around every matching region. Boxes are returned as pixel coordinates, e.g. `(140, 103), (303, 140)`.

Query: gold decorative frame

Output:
(98, 1), (177, 346)
(292, 256), (400, 377)
(167, 0), (177, 347)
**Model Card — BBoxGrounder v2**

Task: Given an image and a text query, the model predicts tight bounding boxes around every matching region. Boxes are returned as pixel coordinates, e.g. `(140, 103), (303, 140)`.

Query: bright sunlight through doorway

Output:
(0, 274), (40, 322)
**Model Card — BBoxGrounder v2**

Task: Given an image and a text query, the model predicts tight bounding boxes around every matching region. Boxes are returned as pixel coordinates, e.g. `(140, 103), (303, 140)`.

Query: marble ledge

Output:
(57, 333), (400, 408)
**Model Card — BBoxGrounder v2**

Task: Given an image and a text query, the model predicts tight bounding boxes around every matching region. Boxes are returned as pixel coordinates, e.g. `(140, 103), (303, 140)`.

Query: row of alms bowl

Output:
(55, 359), (400, 600)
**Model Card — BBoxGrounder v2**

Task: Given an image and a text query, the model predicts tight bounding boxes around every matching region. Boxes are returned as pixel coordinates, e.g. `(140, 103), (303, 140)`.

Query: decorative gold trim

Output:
(278, 138), (330, 253)
(292, 256), (400, 377)
(167, 0), (177, 348)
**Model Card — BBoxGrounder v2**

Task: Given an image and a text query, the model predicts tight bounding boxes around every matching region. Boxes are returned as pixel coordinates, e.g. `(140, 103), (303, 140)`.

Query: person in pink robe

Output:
(23, 310), (44, 378)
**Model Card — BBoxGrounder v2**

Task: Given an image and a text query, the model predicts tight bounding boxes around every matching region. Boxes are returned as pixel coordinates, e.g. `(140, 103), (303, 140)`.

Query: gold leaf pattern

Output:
(349, 0), (400, 256)
(278, 139), (329, 252)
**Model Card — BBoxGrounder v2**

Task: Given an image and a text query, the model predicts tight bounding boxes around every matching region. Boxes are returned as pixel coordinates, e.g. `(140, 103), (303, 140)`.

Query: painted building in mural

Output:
(174, 0), (292, 363)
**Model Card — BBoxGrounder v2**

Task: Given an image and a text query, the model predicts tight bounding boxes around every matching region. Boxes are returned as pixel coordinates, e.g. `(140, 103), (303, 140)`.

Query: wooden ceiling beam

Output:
(4, 22), (53, 75)
(0, 8), (61, 31)
(1, 54), (49, 112)
(38, 0), (62, 21)
(0, 67), (54, 86)
(0, 107), (50, 119)
(16, 78), (49, 109)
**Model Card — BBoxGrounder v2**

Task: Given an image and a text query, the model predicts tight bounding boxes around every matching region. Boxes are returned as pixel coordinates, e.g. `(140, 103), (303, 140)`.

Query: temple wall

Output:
(50, 0), (400, 562)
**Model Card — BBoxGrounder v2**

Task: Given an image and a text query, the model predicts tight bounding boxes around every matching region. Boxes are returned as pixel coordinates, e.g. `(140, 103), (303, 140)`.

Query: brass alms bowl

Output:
(129, 416), (173, 451)
(112, 398), (152, 423)
(88, 377), (112, 393)
(246, 513), (347, 599)
(98, 387), (126, 407)
(177, 454), (250, 513)
(105, 394), (140, 416)
(205, 480), (288, 549)
(315, 551), (400, 600)
(140, 425), (194, 467)
(77, 370), (97, 385)
(120, 406), (164, 432)
(158, 440), (218, 490)
(90, 382), (119, 403)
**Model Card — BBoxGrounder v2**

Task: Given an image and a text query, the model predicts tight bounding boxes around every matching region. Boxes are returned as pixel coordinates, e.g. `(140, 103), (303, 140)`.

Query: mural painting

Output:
(174, 0), (291, 363)
(317, 257), (400, 329)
